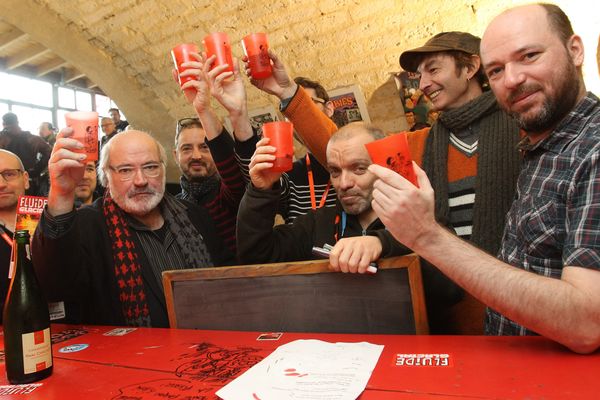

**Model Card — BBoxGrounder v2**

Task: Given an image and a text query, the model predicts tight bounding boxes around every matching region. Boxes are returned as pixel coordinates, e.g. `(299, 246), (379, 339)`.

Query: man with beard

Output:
(397, 31), (522, 334)
(369, 3), (600, 353)
(33, 129), (234, 327)
(237, 122), (409, 271)
(173, 53), (256, 254)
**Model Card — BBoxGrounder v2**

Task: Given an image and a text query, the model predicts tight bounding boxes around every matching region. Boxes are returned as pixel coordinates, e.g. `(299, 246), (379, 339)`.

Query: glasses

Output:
(0, 169), (23, 182)
(176, 117), (202, 135)
(109, 163), (163, 181)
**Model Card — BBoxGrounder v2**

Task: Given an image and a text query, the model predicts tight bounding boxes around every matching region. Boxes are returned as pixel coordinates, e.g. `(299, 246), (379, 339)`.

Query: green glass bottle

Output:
(2, 230), (53, 383)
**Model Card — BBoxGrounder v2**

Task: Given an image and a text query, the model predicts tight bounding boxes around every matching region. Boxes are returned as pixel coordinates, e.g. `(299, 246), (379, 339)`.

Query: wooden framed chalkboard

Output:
(162, 254), (428, 334)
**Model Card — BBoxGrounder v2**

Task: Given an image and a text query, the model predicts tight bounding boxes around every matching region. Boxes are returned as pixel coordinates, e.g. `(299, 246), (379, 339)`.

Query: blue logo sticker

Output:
(58, 343), (89, 353)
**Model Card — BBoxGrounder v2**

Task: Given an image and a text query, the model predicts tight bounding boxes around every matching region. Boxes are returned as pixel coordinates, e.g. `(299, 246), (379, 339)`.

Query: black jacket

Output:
(237, 184), (409, 264)
(32, 197), (234, 327)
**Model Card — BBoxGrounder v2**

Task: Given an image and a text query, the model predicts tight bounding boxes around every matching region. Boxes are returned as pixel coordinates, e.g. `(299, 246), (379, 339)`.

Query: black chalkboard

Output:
(163, 256), (428, 334)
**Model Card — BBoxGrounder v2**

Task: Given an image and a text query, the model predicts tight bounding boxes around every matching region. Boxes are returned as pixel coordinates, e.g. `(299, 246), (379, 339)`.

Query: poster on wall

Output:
(394, 71), (438, 130)
(249, 105), (280, 135)
(327, 85), (371, 128)
(224, 105), (280, 136)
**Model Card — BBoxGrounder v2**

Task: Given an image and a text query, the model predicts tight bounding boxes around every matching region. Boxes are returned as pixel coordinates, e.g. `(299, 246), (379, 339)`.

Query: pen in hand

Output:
(312, 243), (378, 274)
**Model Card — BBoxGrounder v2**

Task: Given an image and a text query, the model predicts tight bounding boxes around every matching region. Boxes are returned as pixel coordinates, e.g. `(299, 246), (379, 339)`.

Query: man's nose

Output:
(132, 168), (148, 186)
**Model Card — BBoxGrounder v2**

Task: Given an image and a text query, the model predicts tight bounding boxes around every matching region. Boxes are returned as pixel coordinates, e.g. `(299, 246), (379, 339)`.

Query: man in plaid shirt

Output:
(369, 3), (600, 353)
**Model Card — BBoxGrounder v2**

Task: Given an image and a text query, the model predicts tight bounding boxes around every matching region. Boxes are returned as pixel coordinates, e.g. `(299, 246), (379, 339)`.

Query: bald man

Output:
(33, 129), (234, 327)
(0, 150), (29, 321)
(369, 3), (600, 353)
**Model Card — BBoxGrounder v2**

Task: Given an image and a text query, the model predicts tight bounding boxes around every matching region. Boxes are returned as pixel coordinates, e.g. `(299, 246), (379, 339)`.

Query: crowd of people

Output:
(1, 3), (598, 353)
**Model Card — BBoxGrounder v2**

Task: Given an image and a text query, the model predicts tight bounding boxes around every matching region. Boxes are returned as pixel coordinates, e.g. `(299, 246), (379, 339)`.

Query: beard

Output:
(184, 160), (217, 181)
(112, 177), (165, 216)
(507, 57), (580, 134)
(338, 189), (373, 216)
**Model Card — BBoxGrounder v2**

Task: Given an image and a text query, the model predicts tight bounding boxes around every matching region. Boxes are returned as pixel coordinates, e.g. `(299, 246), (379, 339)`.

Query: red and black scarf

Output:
(103, 192), (213, 327)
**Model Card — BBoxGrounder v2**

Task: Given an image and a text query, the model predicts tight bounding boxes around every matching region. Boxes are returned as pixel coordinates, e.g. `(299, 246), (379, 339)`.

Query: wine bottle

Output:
(2, 229), (53, 384)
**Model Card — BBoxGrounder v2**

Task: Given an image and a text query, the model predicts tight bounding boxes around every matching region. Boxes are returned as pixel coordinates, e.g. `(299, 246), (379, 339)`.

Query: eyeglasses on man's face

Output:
(176, 117), (203, 136)
(0, 169), (23, 182)
(109, 163), (162, 181)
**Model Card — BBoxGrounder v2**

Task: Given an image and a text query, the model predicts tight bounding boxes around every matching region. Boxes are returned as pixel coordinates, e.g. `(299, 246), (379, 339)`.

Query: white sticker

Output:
(22, 328), (52, 374)
(48, 301), (66, 321)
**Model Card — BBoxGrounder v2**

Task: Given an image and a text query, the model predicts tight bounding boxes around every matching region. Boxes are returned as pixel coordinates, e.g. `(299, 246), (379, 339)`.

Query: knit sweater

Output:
(276, 86), (340, 222)
(408, 128), (479, 240)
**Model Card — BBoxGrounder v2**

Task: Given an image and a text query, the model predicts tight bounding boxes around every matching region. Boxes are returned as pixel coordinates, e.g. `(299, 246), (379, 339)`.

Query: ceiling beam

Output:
(0, 29), (27, 52)
(6, 43), (52, 69)
(63, 68), (86, 83)
(36, 57), (69, 77)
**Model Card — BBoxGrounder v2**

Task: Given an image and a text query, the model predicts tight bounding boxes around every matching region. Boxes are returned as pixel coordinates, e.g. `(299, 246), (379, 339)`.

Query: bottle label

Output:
(21, 328), (52, 373)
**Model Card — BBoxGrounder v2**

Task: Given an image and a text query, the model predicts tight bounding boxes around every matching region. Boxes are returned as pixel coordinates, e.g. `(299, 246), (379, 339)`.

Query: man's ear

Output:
(466, 55), (481, 80)
(325, 101), (335, 118)
(23, 171), (30, 190)
(566, 34), (585, 68)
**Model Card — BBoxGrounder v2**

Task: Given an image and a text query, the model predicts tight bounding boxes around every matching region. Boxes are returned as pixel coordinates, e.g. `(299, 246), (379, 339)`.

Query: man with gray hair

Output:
(33, 129), (233, 327)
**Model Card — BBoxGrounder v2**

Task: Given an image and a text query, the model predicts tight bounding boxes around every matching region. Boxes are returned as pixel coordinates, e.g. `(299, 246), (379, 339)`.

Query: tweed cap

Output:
(399, 31), (481, 72)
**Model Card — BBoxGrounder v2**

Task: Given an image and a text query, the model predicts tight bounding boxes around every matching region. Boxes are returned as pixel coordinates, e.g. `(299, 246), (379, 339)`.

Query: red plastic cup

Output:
(365, 133), (418, 187)
(203, 32), (234, 73)
(262, 121), (294, 172)
(241, 33), (272, 80)
(65, 111), (99, 163)
(171, 43), (199, 87)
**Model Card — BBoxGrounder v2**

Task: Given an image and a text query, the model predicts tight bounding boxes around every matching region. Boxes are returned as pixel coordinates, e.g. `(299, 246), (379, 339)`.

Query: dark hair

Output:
(294, 77), (329, 102)
(539, 3), (574, 47)
(448, 50), (488, 89)
(2, 112), (18, 126)
(108, 107), (119, 113)
(41, 121), (55, 131)
(174, 117), (204, 146)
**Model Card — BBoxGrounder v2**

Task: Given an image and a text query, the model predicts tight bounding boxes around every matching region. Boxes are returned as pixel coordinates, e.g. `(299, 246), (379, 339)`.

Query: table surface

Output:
(0, 324), (598, 399)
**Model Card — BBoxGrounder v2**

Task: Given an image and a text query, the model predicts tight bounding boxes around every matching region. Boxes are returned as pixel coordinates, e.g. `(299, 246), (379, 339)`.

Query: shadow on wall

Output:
(367, 74), (410, 134)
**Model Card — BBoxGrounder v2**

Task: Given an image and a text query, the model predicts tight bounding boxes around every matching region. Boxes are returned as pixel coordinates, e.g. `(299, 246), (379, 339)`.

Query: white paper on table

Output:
(216, 339), (384, 400)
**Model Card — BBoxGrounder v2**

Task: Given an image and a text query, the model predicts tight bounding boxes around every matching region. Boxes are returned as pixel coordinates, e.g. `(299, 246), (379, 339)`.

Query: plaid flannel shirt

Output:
(486, 92), (600, 335)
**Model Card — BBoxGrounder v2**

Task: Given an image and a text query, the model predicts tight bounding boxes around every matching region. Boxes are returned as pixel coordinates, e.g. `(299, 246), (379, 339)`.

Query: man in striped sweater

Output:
(173, 53), (257, 255)
(397, 31), (522, 334)
(243, 53), (339, 223)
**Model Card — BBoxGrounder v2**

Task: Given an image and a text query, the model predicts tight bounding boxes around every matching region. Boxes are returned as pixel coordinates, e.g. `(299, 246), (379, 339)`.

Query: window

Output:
(10, 105), (53, 135)
(0, 72), (53, 107)
(76, 91), (92, 111)
(0, 70), (119, 136)
(95, 94), (115, 116)
(0, 103), (8, 118)
(58, 87), (75, 109)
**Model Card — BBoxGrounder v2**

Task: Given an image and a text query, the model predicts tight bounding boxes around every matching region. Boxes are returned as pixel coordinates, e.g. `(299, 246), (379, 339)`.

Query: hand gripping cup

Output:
(64, 111), (99, 162)
(203, 32), (234, 73)
(364, 132), (418, 187)
(171, 43), (200, 87)
(241, 33), (272, 80)
(262, 121), (294, 172)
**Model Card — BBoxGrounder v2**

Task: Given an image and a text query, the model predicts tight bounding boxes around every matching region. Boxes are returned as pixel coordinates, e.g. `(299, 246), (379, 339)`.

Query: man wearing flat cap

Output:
(398, 31), (522, 334)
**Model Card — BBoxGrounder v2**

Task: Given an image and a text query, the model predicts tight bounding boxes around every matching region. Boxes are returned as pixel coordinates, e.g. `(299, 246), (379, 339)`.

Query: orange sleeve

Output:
(284, 86), (338, 167)
(405, 127), (430, 167)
